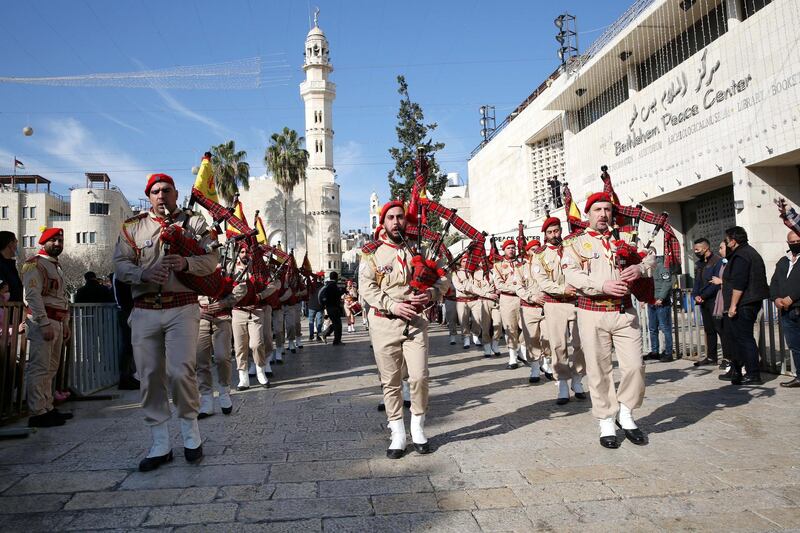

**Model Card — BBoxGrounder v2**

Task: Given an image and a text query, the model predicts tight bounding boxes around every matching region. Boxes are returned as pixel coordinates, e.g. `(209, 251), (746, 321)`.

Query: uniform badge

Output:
(144, 239), (154, 248)
(661, 272), (670, 279)
(583, 242), (593, 252)
(378, 265), (393, 274)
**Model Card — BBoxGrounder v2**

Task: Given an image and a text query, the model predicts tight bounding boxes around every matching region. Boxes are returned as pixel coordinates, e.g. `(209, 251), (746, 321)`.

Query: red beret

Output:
(541, 217), (561, 232)
(525, 239), (541, 251)
(145, 173), (175, 196)
(501, 239), (516, 250)
(39, 227), (63, 245)
(373, 224), (383, 240)
(379, 201), (405, 224)
(584, 192), (613, 213)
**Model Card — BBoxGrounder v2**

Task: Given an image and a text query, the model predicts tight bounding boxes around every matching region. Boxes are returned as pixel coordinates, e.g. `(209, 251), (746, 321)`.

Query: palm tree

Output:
(211, 140), (250, 206)
(264, 127), (309, 249)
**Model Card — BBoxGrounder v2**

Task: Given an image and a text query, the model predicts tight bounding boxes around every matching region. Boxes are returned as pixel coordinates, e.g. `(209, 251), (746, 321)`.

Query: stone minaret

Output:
(369, 192), (380, 233)
(300, 9), (341, 273)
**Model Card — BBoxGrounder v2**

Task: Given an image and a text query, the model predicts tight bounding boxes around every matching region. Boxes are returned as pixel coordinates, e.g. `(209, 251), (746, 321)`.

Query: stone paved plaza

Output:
(1, 323), (799, 532)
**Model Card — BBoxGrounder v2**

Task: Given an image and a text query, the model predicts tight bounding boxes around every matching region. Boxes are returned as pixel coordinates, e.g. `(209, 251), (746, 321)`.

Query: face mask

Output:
(789, 243), (800, 255)
(694, 252), (706, 260)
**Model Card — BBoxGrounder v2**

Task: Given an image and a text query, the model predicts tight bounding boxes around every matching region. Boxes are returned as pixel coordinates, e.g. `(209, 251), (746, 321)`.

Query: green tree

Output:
(264, 127), (309, 249)
(387, 75), (448, 205)
(210, 140), (250, 206)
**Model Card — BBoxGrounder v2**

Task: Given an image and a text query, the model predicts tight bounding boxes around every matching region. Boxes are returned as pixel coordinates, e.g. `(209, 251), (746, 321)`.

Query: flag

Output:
(600, 170), (627, 226)
(255, 215), (268, 245)
(14, 158), (24, 169)
(193, 154), (218, 203)
(225, 200), (249, 238)
(300, 252), (312, 276)
(406, 152), (429, 226)
(562, 183), (586, 234)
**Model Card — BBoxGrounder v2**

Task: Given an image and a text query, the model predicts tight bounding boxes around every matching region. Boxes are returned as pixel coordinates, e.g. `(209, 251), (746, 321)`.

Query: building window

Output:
(528, 133), (565, 218)
(89, 232), (96, 244)
(573, 76), (629, 133)
(76, 232), (81, 244)
(0, 206), (7, 219)
(89, 202), (110, 215)
(23, 206), (37, 219)
(743, 0), (773, 19)
(24, 235), (36, 248)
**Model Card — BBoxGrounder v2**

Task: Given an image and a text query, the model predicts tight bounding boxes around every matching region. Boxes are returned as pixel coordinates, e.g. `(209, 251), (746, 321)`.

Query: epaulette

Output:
(123, 212), (148, 225)
(361, 241), (382, 255)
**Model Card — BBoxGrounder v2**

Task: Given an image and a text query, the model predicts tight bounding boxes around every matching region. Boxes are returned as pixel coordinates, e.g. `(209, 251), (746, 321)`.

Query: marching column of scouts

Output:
(21, 170), (653, 471)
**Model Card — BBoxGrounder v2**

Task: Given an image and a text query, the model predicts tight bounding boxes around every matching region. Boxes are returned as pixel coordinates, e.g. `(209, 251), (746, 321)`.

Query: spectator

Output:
(719, 226), (769, 385)
(770, 230), (800, 388)
(307, 273), (324, 342)
(648, 255), (675, 362)
(74, 272), (115, 304)
(692, 238), (724, 366)
(0, 231), (22, 303)
(319, 271), (344, 345)
(710, 241), (733, 370)
(111, 272), (139, 390)
(0, 279), (9, 327)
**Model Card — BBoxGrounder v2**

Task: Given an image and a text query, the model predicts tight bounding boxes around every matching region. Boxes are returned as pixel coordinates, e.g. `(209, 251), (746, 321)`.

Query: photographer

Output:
(770, 231), (800, 388)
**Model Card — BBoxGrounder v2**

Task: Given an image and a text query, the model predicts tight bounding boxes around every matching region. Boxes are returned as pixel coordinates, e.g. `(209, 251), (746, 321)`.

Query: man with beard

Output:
(563, 193), (654, 449)
(533, 217), (586, 404)
(359, 201), (450, 459)
(23, 227), (71, 428)
(493, 240), (524, 369)
(114, 173), (219, 471)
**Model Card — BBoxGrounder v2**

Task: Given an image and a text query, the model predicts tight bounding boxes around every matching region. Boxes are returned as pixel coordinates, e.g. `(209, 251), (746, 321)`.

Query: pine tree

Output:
(387, 76), (447, 204)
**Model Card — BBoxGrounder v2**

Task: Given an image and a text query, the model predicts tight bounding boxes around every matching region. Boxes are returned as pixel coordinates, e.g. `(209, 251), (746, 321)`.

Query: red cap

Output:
(145, 173), (176, 196)
(584, 192), (613, 213)
(525, 239), (541, 251)
(541, 217), (561, 232)
(39, 227), (63, 245)
(379, 200), (404, 224)
(501, 239), (516, 250)
(373, 224), (383, 240)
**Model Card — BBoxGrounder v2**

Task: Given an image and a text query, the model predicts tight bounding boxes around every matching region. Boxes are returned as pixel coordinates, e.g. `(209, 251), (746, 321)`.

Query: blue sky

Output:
(0, 0), (632, 232)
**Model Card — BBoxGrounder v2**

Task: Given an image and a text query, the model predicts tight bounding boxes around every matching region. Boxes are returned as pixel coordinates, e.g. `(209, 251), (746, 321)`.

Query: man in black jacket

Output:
(691, 238), (723, 366)
(74, 272), (115, 304)
(720, 226), (769, 385)
(770, 231), (800, 388)
(319, 272), (344, 345)
(0, 231), (23, 303)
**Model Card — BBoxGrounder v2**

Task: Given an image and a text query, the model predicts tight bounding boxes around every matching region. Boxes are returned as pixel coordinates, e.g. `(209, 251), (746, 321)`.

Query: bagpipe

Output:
(776, 197), (800, 237)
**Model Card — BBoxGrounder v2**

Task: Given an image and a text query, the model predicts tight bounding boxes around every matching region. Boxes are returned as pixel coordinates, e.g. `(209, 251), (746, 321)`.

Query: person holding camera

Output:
(770, 230), (800, 388)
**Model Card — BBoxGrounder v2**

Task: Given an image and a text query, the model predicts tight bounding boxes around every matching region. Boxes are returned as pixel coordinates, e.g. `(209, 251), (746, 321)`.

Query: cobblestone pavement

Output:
(1, 322), (799, 532)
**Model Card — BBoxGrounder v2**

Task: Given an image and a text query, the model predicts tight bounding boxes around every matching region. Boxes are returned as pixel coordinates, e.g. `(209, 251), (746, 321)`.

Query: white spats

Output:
(472, 334), (480, 345)
(491, 340), (500, 354)
(508, 348), (517, 366)
(388, 419), (406, 450)
(462, 336), (470, 349)
(218, 386), (232, 410)
(199, 394), (214, 416)
(256, 365), (269, 386)
(449, 335), (457, 345)
(147, 421), (170, 458)
(410, 414), (427, 445)
(483, 344), (493, 356)
(599, 417), (617, 438)
(557, 379), (570, 399)
(275, 350), (284, 362)
(238, 370), (250, 389)
(530, 360), (541, 378)
(180, 418), (202, 449)
(618, 403), (638, 430)
(571, 375), (585, 394)
(518, 345), (528, 361)
(541, 357), (553, 375)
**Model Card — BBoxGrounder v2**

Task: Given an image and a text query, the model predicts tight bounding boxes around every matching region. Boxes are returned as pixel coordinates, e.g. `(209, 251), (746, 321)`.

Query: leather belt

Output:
(455, 296), (477, 302)
(500, 291), (517, 297)
(576, 295), (632, 313)
(373, 309), (401, 320)
(33, 306), (70, 321)
(134, 292), (197, 310)
(520, 300), (542, 308)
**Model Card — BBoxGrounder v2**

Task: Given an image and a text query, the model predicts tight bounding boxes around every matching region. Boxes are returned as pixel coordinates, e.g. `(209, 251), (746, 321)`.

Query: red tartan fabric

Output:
(159, 223), (229, 299)
(576, 295), (632, 312)
(542, 294), (576, 304)
(520, 300), (541, 308)
(134, 292), (198, 309)
(615, 204), (681, 270)
(781, 206), (800, 237)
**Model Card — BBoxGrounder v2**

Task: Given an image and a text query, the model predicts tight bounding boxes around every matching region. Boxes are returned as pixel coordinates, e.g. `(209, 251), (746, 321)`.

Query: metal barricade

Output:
(0, 303), (27, 425)
(66, 304), (120, 396)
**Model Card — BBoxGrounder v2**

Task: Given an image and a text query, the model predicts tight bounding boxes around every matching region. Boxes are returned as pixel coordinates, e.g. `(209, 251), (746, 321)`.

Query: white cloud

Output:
(98, 113), (145, 135)
(151, 86), (229, 138)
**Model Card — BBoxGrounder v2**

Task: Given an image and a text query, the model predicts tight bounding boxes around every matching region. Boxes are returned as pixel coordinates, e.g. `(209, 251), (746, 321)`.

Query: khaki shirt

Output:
(465, 268), (496, 299)
(562, 229), (654, 298)
(230, 259), (280, 310)
(514, 258), (542, 303)
(359, 239), (450, 314)
(113, 208), (219, 299)
(22, 252), (68, 326)
(451, 269), (473, 298)
(493, 259), (521, 295)
(533, 245), (569, 296)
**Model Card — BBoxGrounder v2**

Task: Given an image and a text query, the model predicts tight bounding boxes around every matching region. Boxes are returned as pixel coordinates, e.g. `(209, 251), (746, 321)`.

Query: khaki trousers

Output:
(498, 294), (521, 349)
(272, 306), (285, 348)
(519, 306), (546, 361)
(369, 309), (429, 421)
(196, 317), (233, 394)
(260, 305), (274, 354)
(25, 319), (64, 416)
(444, 299), (457, 336)
(543, 302), (585, 380)
(484, 300), (503, 341)
(130, 305), (200, 425)
(232, 308), (267, 371)
(458, 300), (485, 341)
(576, 308), (645, 419)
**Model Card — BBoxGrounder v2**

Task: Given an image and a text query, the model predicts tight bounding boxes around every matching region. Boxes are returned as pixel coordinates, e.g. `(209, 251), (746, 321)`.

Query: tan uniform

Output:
(493, 259), (522, 350)
(562, 229), (654, 419)
(533, 244), (585, 381)
(443, 280), (458, 337)
(359, 239), (450, 421)
(231, 261), (280, 371)
(452, 269), (483, 341)
(271, 285), (293, 357)
(197, 282), (247, 393)
(114, 208), (218, 425)
(514, 258), (548, 362)
(468, 268), (501, 344)
(22, 252), (69, 416)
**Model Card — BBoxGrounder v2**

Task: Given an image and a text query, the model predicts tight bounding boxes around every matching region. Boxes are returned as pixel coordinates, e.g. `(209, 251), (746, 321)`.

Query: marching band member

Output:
(493, 240), (523, 369)
(515, 240), (549, 384)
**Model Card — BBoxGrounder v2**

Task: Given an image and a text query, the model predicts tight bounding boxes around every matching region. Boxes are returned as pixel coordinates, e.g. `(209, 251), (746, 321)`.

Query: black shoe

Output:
(139, 450), (173, 472)
(298, 345), (304, 350)
(27, 410), (65, 428)
(386, 448), (405, 459)
(53, 408), (73, 420)
(277, 359), (285, 364)
(413, 442), (431, 454)
(332, 341), (344, 345)
(780, 377), (800, 388)
(450, 340), (456, 345)
(544, 371), (555, 381)
(266, 371), (273, 378)
(659, 354), (674, 363)
(616, 421), (648, 445)
(221, 406), (233, 415)
(574, 392), (587, 400)
(316, 335), (322, 342)
(377, 403), (386, 412)
(528, 376), (541, 384)
(719, 359), (731, 370)
(197, 412), (213, 420)
(693, 357), (716, 367)
(290, 348), (297, 354)
(184, 445), (203, 463)
(403, 400), (411, 408)
(643, 352), (659, 361)
(718, 368), (739, 381)
(506, 363), (519, 370)
(118, 375), (141, 390)
(741, 374), (762, 385)
(516, 357), (529, 366)
(600, 436), (619, 449)
(309, 334), (314, 342)
(556, 397), (569, 405)
(236, 384), (250, 391)
(484, 353), (492, 359)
